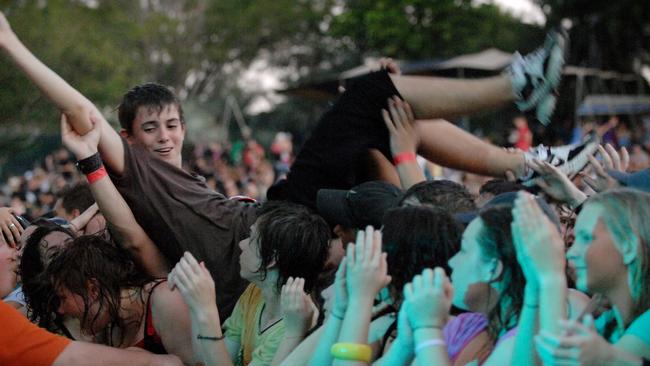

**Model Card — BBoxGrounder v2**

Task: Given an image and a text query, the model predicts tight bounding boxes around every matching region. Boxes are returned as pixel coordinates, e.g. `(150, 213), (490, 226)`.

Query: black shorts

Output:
(267, 70), (403, 208)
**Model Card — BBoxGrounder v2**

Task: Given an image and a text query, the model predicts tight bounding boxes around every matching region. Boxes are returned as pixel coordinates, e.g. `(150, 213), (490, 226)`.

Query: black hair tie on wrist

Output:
(76, 152), (103, 175)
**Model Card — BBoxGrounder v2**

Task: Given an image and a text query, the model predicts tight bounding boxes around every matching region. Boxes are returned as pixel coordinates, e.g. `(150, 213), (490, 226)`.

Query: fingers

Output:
(382, 108), (397, 135)
(604, 144), (621, 171)
(587, 155), (607, 177)
(620, 147), (630, 171)
(597, 145), (613, 170)
(182, 252), (202, 277)
(335, 256), (347, 282)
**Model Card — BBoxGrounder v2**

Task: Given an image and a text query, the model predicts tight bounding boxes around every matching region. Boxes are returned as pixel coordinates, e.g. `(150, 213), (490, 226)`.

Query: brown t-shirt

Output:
(108, 140), (258, 319)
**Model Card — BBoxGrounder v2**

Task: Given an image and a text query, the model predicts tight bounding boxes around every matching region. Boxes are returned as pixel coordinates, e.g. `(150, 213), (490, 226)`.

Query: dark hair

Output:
(59, 183), (94, 215)
(398, 180), (476, 214)
(117, 83), (184, 134)
(382, 206), (461, 304)
(20, 219), (75, 330)
(479, 179), (527, 197)
(46, 235), (151, 346)
(477, 205), (526, 338)
(255, 201), (330, 293)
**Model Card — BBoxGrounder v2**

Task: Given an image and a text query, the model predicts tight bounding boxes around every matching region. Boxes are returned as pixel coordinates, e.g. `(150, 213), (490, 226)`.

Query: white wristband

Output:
(415, 339), (447, 354)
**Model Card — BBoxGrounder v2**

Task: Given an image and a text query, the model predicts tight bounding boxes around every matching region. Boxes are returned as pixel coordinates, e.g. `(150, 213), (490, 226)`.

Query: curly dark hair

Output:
(382, 205), (462, 305)
(255, 200), (331, 293)
(46, 235), (151, 346)
(398, 179), (476, 214)
(477, 205), (526, 339)
(19, 219), (75, 331)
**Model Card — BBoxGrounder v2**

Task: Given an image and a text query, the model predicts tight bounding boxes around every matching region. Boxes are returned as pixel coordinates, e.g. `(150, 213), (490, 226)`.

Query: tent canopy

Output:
(577, 94), (650, 116)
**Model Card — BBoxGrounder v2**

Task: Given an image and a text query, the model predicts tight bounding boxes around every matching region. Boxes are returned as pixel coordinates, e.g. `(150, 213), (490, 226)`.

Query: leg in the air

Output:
(389, 75), (515, 121)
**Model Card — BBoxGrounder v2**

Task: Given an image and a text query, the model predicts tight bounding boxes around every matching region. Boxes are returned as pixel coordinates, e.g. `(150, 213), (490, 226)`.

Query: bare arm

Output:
(334, 228), (391, 366)
(61, 115), (168, 277)
(151, 284), (197, 365)
(53, 341), (182, 366)
(0, 11), (125, 174)
(168, 252), (238, 366)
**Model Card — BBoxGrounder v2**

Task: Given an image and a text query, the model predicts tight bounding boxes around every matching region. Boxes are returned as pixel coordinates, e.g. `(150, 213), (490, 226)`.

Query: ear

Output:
(333, 224), (345, 239)
(119, 129), (131, 142)
(86, 278), (100, 301)
(483, 258), (503, 283)
(71, 208), (81, 219)
(620, 235), (639, 265)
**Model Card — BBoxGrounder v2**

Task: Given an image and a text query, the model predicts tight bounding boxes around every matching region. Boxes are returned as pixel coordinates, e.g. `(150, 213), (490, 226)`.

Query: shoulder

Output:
(149, 281), (189, 319)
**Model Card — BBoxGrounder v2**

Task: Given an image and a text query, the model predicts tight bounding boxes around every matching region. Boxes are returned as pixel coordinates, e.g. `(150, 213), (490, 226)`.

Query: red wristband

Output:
(86, 165), (107, 184)
(393, 152), (417, 166)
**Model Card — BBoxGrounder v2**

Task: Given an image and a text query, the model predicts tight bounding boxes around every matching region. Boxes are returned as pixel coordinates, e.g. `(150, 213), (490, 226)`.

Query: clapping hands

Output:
(345, 226), (391, 304)
(281, 277), (317, 337)
(403, 268), (453, 330)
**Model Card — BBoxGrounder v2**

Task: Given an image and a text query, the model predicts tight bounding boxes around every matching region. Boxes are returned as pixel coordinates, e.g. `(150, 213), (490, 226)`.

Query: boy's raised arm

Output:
(0, 11), (125, 174)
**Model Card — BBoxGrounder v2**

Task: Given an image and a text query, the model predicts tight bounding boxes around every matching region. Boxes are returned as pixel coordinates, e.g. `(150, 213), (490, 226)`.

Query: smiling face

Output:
(567, 203), (628, 295)
(448, 218), (498, 312)
(127, 104), (185, 168)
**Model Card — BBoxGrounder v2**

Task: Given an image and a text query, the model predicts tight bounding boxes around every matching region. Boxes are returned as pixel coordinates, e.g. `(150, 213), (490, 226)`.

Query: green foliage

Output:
(0, 0), (549, 173)
(329, 0), (544, 59)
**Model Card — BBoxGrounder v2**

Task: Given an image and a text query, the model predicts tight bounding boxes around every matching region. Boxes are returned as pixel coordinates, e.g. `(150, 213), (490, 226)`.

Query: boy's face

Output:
(128, 104), (185, 168)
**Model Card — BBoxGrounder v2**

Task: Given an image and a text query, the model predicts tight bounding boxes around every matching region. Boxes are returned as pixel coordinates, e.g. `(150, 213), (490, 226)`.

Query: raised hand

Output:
(528, 159), (587, 208)
(582, 144), (628, 192)
(378, 57), (401, 75)
(382, 96), (418, 157)
(60, 113), (101, 160)
(403, 267), (453, 330)
(511, 192), (565, 281)
(281, 277), (317, 337)
(0, 207), (23, 248)
(345, 226), (391, 302)
(168, 252), (217, 317)
(331, 256), (348, 319)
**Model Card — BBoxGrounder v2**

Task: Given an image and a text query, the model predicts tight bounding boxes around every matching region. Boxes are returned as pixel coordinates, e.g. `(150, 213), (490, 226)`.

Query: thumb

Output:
(60, 114), (71, 134)
(582, 314), (595, 331)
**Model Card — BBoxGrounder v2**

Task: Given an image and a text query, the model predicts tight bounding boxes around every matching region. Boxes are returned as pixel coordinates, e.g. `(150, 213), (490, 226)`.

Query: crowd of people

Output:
(1, 10), (650, 366)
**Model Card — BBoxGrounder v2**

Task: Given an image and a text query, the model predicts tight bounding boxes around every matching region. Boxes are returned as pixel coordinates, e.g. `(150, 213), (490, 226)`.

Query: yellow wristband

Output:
(331, 342), (372, 362)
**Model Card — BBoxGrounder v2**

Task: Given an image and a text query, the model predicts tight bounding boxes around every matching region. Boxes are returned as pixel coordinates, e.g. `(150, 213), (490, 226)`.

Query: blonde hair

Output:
(585, 189), (650, 322)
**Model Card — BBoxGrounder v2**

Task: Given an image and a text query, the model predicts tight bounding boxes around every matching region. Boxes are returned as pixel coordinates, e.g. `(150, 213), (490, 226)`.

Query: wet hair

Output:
(382, 206), (461, 304)
(479, 179), (528, 197)
(255, 201), (330, 293)
(59, 183), (94, 215)
(398, 180), (476, 214)
(476, 205), (526, 339)
(46, 235), (150, 346)
(585, 189), (650, 323)
(19, 219), (75, 330)
(117, 83), (184, 134)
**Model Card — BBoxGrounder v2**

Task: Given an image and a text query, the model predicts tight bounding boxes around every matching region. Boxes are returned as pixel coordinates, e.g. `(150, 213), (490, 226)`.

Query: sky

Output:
(491, 0), (546, 25)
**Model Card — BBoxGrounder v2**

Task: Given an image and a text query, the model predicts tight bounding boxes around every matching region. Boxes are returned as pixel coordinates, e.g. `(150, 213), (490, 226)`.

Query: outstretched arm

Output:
(61, 115), (168, 276)
(0, 11), (125, 174)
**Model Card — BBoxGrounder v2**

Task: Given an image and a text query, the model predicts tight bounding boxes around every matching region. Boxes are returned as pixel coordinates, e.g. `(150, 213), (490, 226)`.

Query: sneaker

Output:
(521, 132), (600, 187)
(507, 27), (568, 124)
(535, 92), (558, 126)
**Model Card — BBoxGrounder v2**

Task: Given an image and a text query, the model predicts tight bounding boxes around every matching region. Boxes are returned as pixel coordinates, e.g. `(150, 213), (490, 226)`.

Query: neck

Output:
(116, 287), (146, 344)
(606, 277), (635, 326)
(258, 280), (282, 326)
